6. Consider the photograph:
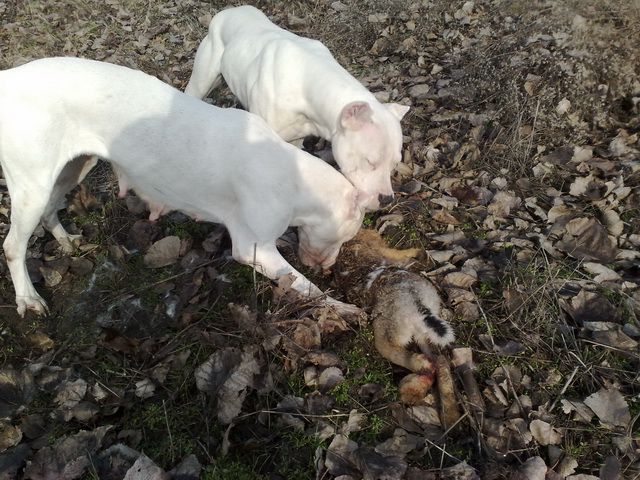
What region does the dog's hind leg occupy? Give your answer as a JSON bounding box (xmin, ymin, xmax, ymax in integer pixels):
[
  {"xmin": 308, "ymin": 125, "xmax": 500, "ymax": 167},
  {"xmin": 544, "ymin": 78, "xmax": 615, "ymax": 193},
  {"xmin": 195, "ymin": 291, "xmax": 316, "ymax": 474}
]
[
  {"xmin": 41, "ymin": 155, "xmax": 98, "ymax": 254},
  {"xmin": 185, "ymin": 29, "xmax": 224, "ymax": 98},
  {"xmin": 3, "ymin": 185, "xmax": 54, "ymax": 317}
]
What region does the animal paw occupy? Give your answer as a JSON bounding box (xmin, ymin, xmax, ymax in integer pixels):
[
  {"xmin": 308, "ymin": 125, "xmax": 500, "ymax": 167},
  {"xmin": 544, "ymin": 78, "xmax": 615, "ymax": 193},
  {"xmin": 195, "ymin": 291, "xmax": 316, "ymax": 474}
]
[
  {"xmin": 399, "ymin": 372, "xmax": 435, "ymax": 405},
  {"xmin": 16, "ymin": 294, "xmax": 49, "ymax": 317}
]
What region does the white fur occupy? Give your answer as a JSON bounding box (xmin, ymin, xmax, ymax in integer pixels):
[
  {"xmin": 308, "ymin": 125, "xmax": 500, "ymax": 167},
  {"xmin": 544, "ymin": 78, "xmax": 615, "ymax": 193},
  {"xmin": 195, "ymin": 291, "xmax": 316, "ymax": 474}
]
[
  {"xmin": 392, "ymin": 278, "xmax": 455, "ymax": 347},
  {"xmin": 0, "ymin": 57, "xmax": 364, "ymax": 317},
  {"xmin": 185, "ymin": 5, "xmax": 410, "ymax": 211},
  {"xmin": 372, "ymin": 272, "xmax": 455, "ymax": 347}
]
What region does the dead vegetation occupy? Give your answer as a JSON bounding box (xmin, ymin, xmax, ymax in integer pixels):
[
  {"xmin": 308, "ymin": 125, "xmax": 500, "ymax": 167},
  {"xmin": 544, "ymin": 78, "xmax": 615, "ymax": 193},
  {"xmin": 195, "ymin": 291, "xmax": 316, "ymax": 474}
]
[{"xmin": 0, "ymin": 0, "xmax": 639, "ymax": 479}]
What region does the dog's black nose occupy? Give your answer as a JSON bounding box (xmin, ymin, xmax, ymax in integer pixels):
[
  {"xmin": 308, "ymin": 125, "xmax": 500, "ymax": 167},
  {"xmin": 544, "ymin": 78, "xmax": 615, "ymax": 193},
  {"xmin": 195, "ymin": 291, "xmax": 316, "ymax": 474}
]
[{"xmin": 378, "ymin": 194, "xmax": 394, "ymax": 207}]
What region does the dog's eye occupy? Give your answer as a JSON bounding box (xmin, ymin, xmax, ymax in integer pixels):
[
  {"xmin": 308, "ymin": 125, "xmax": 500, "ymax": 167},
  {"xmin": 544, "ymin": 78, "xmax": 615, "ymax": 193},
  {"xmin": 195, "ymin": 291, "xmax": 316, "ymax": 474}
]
[{"xmin": 366, "ymin": 158, "xmax": 377, "ymax": 169}]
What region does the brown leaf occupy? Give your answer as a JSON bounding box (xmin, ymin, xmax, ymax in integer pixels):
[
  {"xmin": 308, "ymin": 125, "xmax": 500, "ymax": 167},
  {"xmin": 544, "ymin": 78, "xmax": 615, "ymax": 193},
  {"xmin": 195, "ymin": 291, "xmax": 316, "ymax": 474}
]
[
  {"xmin": 318, "ymin": 367, "xmax": 345, "ymax": 392},
  {"xmin": 26, "ymin": 331, "xmax": 54, "ymax": 351},
  {"xmin": 123, "ymin": 455, "xmax": 169, "ymax": 480},
  {"xmin": 515, "ymin": 457, "xmax": 547, "ymax": 480},
  {"xmin": 443, "ymin": 271, "xmax": 477, "ymax": 289},
  {"xmin": 584, "ymin": 387, "xmax": 631, "ymax": 428},
  {"xmin": 356, "ymin": 446, "xmax": 407, "ymax": 480},
  {"xmin": 454, "ymin": 301, "xmax": 479, "ymax": 322},
  {"xmin": 38, "ymin": 266, "xmax": 63, "ymax": 287},
  {"xmin": 542, "ymin": 146, "xmax": 574, "ymax": 166},
  {"xmin": 555, "ymin": 217, "xmax": 617, "ymax": 262},
  {"xmin": 292, "ymin": 320, "xmax": 322, "ymax": 351},
  {"xmin": 228, "ymin": 303, "xmax": 257, "ymax": 331},
  {"xmin": 0, "ymin": 423, "xmax": 22, "ymax": 453},
  {"xmin": 23, "ymin": 426, "xmax": 112, "ymax": 480},
  {"xmin": 144, "ymin": 236, "xmax": 181, "ymax": 268},
  {"xmin": 448, "ymin": 185, "xmax": 493, "ymax": 206},
  {"xmin": 325, "ymin": 434, "xmax": 359, "ymax": 477},
  {"xmin": 195, "ymin": 346, "xmax": 264, "ymax": 424},
  {"xmin": 529, "ymin": 419, "xmax": 563, "ymax": 446},
  {"xmin": 315, "ymin": 306, "xmax": 349, "ymax": 333},
  {"xmin": 432, "ymin": 209, "xmax": 461, "ymax": 225},
  {"xmin": 54, "ymin": 379, "xmax": 87, "ymax": 409},
  {"xmin": 375, "ymin": 428, "xmax": 421, "ymax": 456},
  {"xmin": 487, "ymin": 191, "xmax": 521, "ymax": 218},
  {"xmin": 561, "ymin": 289, "xmax": 617, "ymax": 325}
]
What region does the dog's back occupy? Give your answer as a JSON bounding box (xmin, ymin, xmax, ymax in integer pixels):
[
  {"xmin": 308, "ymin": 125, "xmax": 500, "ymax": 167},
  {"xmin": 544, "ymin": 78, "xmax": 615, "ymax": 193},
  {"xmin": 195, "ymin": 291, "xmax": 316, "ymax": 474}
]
[{"xmin": 0, "ymin": 57, "xmax": 361, "ymax": 229}]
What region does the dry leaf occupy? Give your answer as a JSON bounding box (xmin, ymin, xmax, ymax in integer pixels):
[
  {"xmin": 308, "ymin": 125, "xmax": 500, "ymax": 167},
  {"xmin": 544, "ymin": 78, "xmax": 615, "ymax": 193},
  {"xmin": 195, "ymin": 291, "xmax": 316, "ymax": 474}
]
[
  {"xmin": 26, "ymin": 332, "xmax": 54, "ymax": 351},
  {"xmin": 584, "ymin": 387, "xmax": 631, "ymax": 428},
  {"xmin": 432, "ymin": 209, "xmax": 461, "ymax": 225},
  {"xmin": 530, "ymin": 419, "xmax": 562, "ymax": 445},
  {"xmin": 517, "ymin": 456, "xmax": 547, "ymax": 480},
  {"xmin": 407, "ymin": 405, "xmax": 441, "ymax": 427},
  {"xmin": 54, "ymin": 379, "xmax": 87, "ymax": 409},
  {"xmin": 123, "ymin": 455, "xmax": 169, "ymax": 480},
  {"xmin": 195, "ymin": 346, "xmax": 264, "ymax": 424},
  {"xmin": 556, "ymin": 456, "xmax": 578, "ymax": 477},
  {"xmin": 487, "ymin": 191, "xmax": 521, "ymax": 218},
  {"xmin": 23, "ymin": 426, "xmax": 112, "ymax": 480},
  {"xmin": 325, "ymin": 434, "xmax": 359, "ymax": 477},
  {"xmin": 134, "ymin": 378, "xmax": 155, "ymax": 399},
  {"xmin": 340, "ymin": 410, "xmax": 366, "ymax": 435},
  {"xmin": 356, "ymin": 446, "xmax": 407, "ymax": 480},
  {"xmin": 443, "ymin": 271, "xmax": 477, "ymax": 289},
  {"xmin": 556, "ymin": 98, "xmax": 571, "ymax": 114},
  {"xmin": 555, "ymin": 217, "xmax": 617, "ymax": 263},
  {"xmin": 561, "ymin": 399, "xmax": 594, "ymax": 423},
  {"xmin": 0, "ymin": 423, "xmax": 22, "ymax": 452},
  {"xmin": 375, "ymin": 428, "xmax": 421, "ymax": 456},
  {"xmin": 318, "ymin": 367, "xmax": 345, "ymax": 392},
  {"xmin": 582, "ymin": 262, "xmax": 620, "ymax": 282},
  {"xmin": 143, "ymin": 236, "xmax": 181, "ymax": 268}
]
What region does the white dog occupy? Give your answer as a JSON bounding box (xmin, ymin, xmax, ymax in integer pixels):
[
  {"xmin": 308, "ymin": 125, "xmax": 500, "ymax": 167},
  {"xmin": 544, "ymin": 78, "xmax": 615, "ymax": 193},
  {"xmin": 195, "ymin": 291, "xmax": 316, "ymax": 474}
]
[
  {"xmin": 185, "ymin": 5, "xmax": 410, "ymax": 211},
  {"xmin": 0, "ymin": 57, "xmax": 365, "ymax": 317}
]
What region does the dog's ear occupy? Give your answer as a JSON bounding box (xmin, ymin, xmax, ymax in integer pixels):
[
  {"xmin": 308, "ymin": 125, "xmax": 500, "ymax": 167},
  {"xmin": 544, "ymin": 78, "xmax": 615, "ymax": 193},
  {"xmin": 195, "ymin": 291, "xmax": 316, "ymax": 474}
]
[
  {"xmin": 340, "ymin": 101, "xmax": 373, "ymax": 130},
  {"xmin": 385, "ymin": 103, "xmax": 410, "ymax": 121}
]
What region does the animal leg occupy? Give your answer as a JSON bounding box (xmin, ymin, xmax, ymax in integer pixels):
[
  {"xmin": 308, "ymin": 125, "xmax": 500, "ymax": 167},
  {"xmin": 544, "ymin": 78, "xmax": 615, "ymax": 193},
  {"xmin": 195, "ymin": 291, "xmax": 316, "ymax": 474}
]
[
  {"xmin": 185, "ymin": 30, "xmax": 224, "ymax": 98},
  {"xmin": 41, "ymin": 155, "xmax": 97, "ymax": 253},
  {"xmin": 231, "ymin": 239, "xmax": 321, "ymax": 297},
  {"xmin": 230, "ymin": 228, "xmax": 363, "ymax": 317},
  {"xmin": 373, "ymin": 316, "xmax": 437, "ymax": 374},
  {"xmin": 3, "ymin": 188, "xmax": 53, "ymax": 316}
]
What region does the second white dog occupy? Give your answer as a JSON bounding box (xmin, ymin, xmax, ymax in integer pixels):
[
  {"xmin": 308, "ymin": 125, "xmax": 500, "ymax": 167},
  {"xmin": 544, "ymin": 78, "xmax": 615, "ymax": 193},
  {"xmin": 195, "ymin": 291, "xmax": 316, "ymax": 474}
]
[
  {"xmin": 185, "ymin": 5, "xmax": 410, "ymax": 211},
  {"xmin": 0, "ymin": 57, "xmax": 364, "ymax": 317}
]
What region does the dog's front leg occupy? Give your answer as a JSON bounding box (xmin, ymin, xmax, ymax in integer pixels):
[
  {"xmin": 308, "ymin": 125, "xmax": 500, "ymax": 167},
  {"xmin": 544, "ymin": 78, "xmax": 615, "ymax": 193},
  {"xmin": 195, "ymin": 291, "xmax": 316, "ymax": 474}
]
[
  {"xmin": 232, "ymin": 241, "xmax": 364, "ymax": 319},
  {"xmin": 232, "ymin": 241, "xmax": 321, "ymax": 297}
]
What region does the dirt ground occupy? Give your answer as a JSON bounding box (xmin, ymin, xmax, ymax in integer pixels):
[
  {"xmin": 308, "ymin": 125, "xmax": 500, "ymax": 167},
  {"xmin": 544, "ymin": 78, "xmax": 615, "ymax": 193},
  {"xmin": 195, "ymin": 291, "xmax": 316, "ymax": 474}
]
[{"xmin": 0, "ymin": 0, "xmax": 639, "ymax": 479}]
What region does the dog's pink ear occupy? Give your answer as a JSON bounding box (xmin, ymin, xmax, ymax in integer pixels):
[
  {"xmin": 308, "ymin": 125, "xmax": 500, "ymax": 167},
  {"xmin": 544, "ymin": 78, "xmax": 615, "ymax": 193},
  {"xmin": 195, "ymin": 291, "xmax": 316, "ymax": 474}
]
[
  {"xmin": 385, "ymin": 103, "xmax": 410, "ymax": 121},
  {"xmin": 340, "ymin": 101, "xmax": 373, "ymax": 130}
]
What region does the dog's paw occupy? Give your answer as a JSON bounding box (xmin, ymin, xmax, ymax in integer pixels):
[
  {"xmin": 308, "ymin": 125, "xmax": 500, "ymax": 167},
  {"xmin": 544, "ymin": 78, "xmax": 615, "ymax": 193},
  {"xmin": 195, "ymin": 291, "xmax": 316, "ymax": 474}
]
[{"xmin": 16, "ymin": 295, "xmax": 49, "ymax": 317}]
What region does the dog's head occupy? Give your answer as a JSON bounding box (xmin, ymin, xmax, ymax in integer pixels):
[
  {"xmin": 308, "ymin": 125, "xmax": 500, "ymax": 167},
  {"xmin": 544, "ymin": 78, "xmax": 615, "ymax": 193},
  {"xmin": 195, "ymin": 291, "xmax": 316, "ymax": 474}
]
[
  {"xmin": 297, "ymin": 189, "xmax": 365, "ymax": 271},
  {"xmin": 332, "ymin": 101, "xmax": 409, "ymax": 211}
]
